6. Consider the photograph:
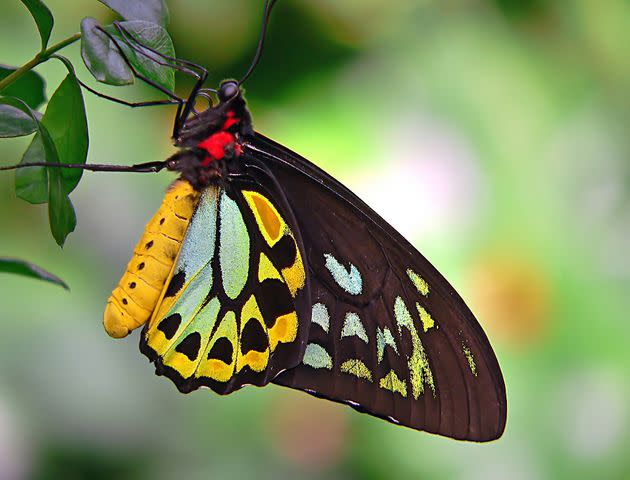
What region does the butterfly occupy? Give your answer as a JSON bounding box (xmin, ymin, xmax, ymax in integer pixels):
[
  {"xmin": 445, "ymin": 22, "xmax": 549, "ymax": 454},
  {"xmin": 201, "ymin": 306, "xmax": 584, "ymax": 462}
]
[{"xmin": 19, "ymin": 1, "xmax": 506, "ymax": 442}]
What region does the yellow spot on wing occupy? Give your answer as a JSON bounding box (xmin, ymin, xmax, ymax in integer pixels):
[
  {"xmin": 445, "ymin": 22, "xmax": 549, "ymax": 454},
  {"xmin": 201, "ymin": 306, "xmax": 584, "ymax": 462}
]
[
  {"xmin": 243, "ymin": 190, "xmax": 285, "ymax": 247},
  {"xmin": 415, "ymin": 302, "xmax": 435, "ymax": 332},
  {"xmin": 258, "ymin": 252, "xmax": 282, "ymax": 282},
  {"xmin": 463, "ymin": 344, "xmax": 478, "ymax": 376},
  {"xmin": 243, "ymin": 190, "xmax": 305, "ymax": 297},
  {"xmin": 238, "ymin": 350, "xmax": 268, "ymax": 373},
  {"xmin": 236, "ymin": 295, "xmax": 270, "ymax": 373},
  {"xmin": 197, "ymin": 311, "xmax": 237, "ymax": 382},
  {"xmin": 407, "ymin": 268, "xmax": 429, "ymax": 296},
  {"xmin": 394, "ymin": 296, "xmax": 435, "ymax": 398},
  {"xmin": 340, "ymin": 359, "xmax": 372, "ymax": 381},
  {"xmin": 282, "ymin": 246, "xmax": 305, "ymax": 297},
  {"xmin": 379, "ymin": 370, "xmax": 408, "ymax": 397},
  {"xmin": 163, "ymin": 349, "xmax": 196, "ymax": 377},
  {"xmin": 268, "ymin": 311, "xmax": 298, "ymax": 351}
]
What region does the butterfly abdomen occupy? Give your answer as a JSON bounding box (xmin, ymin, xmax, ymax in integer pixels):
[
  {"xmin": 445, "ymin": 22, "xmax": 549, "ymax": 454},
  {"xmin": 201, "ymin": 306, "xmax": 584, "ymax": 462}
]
[{"xmin": 104, "ymin": 180, "xmax": 200, "ymax": 338}]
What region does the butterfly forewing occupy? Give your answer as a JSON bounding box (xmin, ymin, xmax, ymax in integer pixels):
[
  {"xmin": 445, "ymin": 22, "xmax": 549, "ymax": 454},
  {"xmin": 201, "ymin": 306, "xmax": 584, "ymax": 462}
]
[
  {"xmin": 140, "ymin": 172, "xmax": 311, "ymax": 394},
  {"xmin": 243, "ymin": 134, "xmax": 507, "ymax": 441}
]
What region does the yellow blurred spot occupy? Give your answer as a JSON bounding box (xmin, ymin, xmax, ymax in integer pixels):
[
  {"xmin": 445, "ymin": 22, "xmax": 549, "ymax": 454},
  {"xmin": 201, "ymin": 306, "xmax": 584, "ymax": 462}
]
[{"xmin": 467, "ymin": 251, "xmax": 551, "ymax": 347}]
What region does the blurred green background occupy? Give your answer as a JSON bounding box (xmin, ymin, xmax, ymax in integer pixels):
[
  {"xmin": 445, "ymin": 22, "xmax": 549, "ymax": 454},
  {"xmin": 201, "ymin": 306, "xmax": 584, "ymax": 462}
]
[{"xmin": 1, "ymin": 0, "xmax": 629, "ymax": 478}]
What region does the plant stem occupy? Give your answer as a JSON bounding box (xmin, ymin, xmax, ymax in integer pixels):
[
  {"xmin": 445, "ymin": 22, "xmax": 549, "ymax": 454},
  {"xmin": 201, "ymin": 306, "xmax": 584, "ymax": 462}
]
[{"xmin": 0, "ymin": 33, "xmax": 81, "ymax": 92}]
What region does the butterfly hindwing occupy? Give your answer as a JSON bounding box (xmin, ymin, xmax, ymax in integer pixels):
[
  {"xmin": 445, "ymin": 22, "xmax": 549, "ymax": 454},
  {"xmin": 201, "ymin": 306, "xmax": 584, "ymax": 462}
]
[
  {"xmin": 140, "ymin": 173, "xmax": 311, "ymax": 394},
  {"xmin": 243, "ymin": 134, "xmax": 507, "ymax": 441}
]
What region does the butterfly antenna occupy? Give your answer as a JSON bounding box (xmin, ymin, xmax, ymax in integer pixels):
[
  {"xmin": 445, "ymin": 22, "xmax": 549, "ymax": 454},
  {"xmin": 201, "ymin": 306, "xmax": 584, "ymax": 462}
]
[{"xmin": 238, "ymin": 0, "xmax": 279, "ymax": 85}]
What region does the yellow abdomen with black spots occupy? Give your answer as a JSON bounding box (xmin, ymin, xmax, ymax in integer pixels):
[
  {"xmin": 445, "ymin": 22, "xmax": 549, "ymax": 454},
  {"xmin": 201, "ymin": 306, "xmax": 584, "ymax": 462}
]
[{"xmin": 104, "ymin": 181, "xmax": 199, "ymax": 338}]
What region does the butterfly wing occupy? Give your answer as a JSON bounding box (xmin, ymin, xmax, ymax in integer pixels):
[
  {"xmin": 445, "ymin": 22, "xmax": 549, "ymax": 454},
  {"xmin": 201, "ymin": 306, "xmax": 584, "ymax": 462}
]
[
  {"xmin": 140, "ymin": 172, "xmax": 311, "ymax": 394},
  {"xmin": 243, "ymin": 133, "xmax": 507, "ymax": 441}
]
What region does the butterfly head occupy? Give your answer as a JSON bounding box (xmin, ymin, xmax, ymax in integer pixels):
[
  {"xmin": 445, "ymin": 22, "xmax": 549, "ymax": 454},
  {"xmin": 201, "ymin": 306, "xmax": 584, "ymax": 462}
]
[
  {"xmin": 218, "ymin": 80, "xmax": 239, "ymax": 102},
  {"xmin": 174, "ymin": 80, "xmax": 253, "ymax": 148},
  {"xmin": 165, "ymin": 81, "xmax": 253, "ymax": 189}
]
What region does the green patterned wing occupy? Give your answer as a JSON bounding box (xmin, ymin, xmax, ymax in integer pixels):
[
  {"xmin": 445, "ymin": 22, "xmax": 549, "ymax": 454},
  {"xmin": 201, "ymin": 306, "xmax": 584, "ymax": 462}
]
[{"xmin": 140, "ymin": 179, "xmax": 311, "ymax": 394}]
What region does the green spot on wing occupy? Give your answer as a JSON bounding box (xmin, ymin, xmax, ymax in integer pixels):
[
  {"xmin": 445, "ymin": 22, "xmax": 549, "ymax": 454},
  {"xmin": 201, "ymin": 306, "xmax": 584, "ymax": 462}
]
[
  {"xmin": 219, "ymin": 191, "xmax": 249, "ymax": 300},
  {"xmin": 311, "ymin": 303, "xmax": 330, "ymax": 332},
  {"xmin": 376, "ymin": 326, "xmax": 398, "ymax": 363},
  {"xmin": 341, "ymin": 312, "xmax": 368, "ymax": 343},
  {"xmin": 162, "ymin": 262, "xmax": 215, "ymax": 347},
  {"xmin": 324, "ymin": 253, "xmax": 362, "ymax": 295},
  {"xmin": 407, "ymin": 268, "xmax": 429, "ymax": 296},
  {"xmin": 302, "ymin": 344, "xmax": 332, "ymax": 370},
  {"xmin": 178, "ymin": 186, "xmax": 218, "ymax": 281}
]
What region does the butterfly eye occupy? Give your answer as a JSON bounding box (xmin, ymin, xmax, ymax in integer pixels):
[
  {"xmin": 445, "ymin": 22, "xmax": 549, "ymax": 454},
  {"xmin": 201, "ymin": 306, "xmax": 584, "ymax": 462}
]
[{"xmin": 219, "ymin": 81, "xmax": 239, "ymax": 102}]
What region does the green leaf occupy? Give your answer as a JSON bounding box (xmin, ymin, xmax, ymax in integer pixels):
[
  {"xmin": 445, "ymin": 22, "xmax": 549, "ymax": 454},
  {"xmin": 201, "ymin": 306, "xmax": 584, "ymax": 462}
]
[
  {"xmin": 81, "ymin": 17, "xmax": 134, "ymax": 86},
  {"xmin": 40, "ymin": 66, "xmax": 88, "ymax": 195},
  {"xmin": 0, "ymin": 96, "xmax": 75, "ymax": 246},
  {"xmin": 98, "ymin": 0, "xmax": 169, "ymax": 27},
  {"xmin": 20, "ymin": 0, "xmax": 54, "ymax": 51},
  {"xmin": 48, "ymin": 167, "xmax": 77, "ymax": 246},
  {"xmin": 0, "ymin": 64, "xmax": 46, "ymax": 109},
  {"xmin": 104, "ymin": 21, "xmax": 176, "ymax": 92},
  {"xmin": 15, "ymin": 133, "xmax": 49, "ymax": 204},
  {"xmin": 0, "ymin": 103, "xmax": 38, "ymax": 137},
  {"xmin": 0, "ymin": 257, "xmax": 68, "ymax": 289}
]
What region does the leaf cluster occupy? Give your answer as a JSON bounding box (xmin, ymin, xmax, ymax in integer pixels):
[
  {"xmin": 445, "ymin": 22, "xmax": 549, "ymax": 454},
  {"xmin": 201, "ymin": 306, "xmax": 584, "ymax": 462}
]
[{"xmin": 0, "ymin": 0, "xmax": 175, "ymax": 286}]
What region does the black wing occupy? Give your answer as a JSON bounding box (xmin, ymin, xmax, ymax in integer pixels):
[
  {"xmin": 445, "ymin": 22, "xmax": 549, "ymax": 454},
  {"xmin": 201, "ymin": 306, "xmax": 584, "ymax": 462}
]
[{"xmin": 241, "ymin": 133, "xmax": 507, "ymax": 442}]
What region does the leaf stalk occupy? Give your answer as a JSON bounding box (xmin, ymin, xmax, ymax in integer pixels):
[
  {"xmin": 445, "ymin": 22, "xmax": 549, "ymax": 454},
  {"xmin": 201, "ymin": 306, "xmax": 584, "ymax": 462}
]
[{"xmin": 0, "ymin": 33, "xmax": 81, "ymax": 92}]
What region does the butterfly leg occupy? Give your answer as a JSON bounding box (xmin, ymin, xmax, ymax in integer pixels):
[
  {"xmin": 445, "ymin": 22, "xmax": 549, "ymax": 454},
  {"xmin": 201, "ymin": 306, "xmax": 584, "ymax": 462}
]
[{"xmin": 111, "ymin": 22, "xmax": 209, "ymax": 140}]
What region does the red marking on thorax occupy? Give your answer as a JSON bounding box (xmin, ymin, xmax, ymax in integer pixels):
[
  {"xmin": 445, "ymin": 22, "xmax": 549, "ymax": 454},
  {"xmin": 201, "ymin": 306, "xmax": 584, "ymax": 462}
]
[
  {"xmin": 198, "ymin": 132, "xmax": 234, "ymax": 164},
  {"xmin": 197, "ymin": 110, "xmax": 242, "ymax": 165},
  {"xmin": 222, "ymin": 111, "xmax": 240, "ymax": 130}
]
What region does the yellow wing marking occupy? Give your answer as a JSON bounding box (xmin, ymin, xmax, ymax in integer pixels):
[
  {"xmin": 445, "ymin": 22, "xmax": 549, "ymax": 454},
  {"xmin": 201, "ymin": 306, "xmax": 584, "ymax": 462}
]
[
  {"xmin": 407, "ymin": 268, "xmax": 429, "ymax": 296},
  {"xmin": 416, "ymin": 303, "xmax": 435, "ymax": 332},
  {"xmin": 282, "ymin": 247, "xmax": 305, "ymax": 297},
  {"xmin": 242, "ymin": 190, "xmax": 285, "ymax": 247},
  {"xmin": 258, "ymin": 252, "xmax": 283, "ymax": 282},
  {"xmin": 236, "ymin": 295, "xmax": 270, "ymax": 373},
  {"xmin": 104, "ymin": 180, "xmax": 199, "ymax": 338},
  {"xmin": 196, "ymin": 310, "xmax": 238, "ymax": 382},
  {"xmin": 379, "ymin": 370, "xmax": 408, "ymax": 397},
  {"xmin": 268, "ymin": 311, "xmax": 298, "ymax": 351},
  {"xmin": 340, "ymin": 359, "xmax": 373, "ymax": 381},
  {"xmin": 243, "ymin": 190, "xmax": 305, "ymax": 298}
]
